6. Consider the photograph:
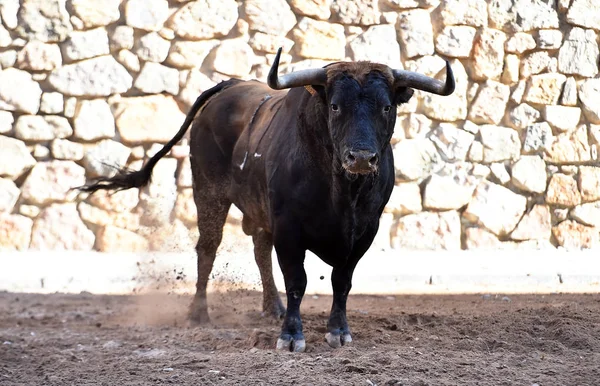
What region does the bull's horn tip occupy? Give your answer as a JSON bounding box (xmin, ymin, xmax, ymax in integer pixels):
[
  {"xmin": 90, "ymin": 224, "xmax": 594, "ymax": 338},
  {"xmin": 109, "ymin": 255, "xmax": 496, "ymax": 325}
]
[
  {"xmin": 443, "ymin": 60, "xmax": 455, "ymax": 95},
  {"xmin": 274, "ymin": 47, "xmax": 283, "ymax": 63}
]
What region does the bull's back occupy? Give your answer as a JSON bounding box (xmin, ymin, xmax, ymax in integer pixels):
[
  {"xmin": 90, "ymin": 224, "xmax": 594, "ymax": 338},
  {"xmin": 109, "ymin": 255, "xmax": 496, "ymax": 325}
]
[{"xmin": 190, "ymin": 80, "xmax": 285, "ymax": 159}]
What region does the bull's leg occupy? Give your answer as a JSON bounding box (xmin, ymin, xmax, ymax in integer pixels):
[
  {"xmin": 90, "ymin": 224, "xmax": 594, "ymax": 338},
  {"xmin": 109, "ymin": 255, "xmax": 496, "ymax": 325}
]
[
  {"xmin": 252, "ymin": 230, "xmax": 286, "ymax": 319},
  {"xmin": 276, "ymin": 259, "xmax": 307, "ymax": 352},
  {"xmin": 188, "ymin": 186, "xmax": 231, "ymax": 324},
  {"xmin": 325, "ymin": 225, "xmax": 378, "ymax": 348},
  {"xmin": 274, "ymin": 230, "xmax": 307, "ymax": 352},
  {"xmin": 325, "ymin": 264, "xmax": 357, "ymax": 348}
]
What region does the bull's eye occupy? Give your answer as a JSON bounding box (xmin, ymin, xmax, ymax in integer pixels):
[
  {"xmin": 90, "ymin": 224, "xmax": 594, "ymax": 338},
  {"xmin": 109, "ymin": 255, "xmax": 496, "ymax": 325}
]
[
  {"xmin": 330, "ymin": 104, "xmax": 339, "ymax": 112},
  {"xmin": 383, "ymin": 105, "xmax": 392, "ymax": 113}
]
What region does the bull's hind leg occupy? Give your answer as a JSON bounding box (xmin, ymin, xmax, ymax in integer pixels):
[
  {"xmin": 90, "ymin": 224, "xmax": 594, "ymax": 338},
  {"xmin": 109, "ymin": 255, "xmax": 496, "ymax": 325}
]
[
  {"xmin": 188, "ymin": 180, "xmax": 231, "ymax": 324},
  {"xmin": 252, "ymin": 229, "xmax": 285, "ymax": 319}
]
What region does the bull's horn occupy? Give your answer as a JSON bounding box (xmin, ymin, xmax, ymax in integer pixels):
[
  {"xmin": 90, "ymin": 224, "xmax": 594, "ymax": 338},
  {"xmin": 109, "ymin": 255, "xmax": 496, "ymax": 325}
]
[
  {"xmin": 267, "ymin": 47, "xmax": 327, "ymax": 90},
  {"xmin": 392, "ymin": 61, "xmax": 455, "ymax": 96}
]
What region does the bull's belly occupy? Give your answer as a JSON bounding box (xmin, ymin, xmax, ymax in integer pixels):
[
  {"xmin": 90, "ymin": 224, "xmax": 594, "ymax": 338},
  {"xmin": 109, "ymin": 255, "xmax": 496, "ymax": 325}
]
[
  {"xmin": 308, "ymin": 243, "xmax": 353, "ymax": 267},
  {"xmin": 304, "ymin": 221, "xmax": 378, "ymax": 268},
  {"xmin": 227, "ymin": 181, "xmax": 272, "ymax": 234}
]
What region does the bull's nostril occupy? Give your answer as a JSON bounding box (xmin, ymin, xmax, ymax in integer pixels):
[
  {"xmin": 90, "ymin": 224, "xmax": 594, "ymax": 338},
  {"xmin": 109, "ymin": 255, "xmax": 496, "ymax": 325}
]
[
  {"xmin": 369, "ymin": 155, "xmax": 378, "ymax": 166},
  {"xmin": 346, "ymin": 151, "xmax": 378, "ymax": 170}
]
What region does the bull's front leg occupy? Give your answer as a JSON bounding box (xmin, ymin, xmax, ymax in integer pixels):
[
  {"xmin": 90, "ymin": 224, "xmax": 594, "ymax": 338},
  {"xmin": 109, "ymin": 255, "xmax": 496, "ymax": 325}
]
[
  {"xmin": 325, "ymin": 265, "xmax": 355, "ymax": 348},
  {"xmin": 273, "ymin": 228, "xmax": 307, "ymax": 352},
  {"xmin": 325, "ymin": 227, "xmax": 377, "ymax": 348}
]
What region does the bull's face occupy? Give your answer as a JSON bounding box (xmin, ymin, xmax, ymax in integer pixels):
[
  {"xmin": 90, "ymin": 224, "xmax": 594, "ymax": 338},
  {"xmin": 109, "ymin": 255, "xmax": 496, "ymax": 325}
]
[
  {"xmin": 324, "ymin": 69, "xmax": 414, "ymax": 176},
  {"xmin": 267, "ymin": 47, "xmax": 455, "ymax": 178}
]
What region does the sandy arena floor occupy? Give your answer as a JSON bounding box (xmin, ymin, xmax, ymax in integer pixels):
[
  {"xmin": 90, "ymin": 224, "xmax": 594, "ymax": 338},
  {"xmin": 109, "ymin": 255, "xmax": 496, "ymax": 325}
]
[{"xmin": 1, "ymin": 290, "xmax": 599, "ymax": 385}]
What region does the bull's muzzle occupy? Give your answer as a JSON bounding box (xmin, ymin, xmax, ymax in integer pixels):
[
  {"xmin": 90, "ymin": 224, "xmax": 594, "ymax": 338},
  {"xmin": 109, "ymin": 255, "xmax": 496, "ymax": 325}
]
[{"xmin": 343, "ymin": 150, "xmax": 378, "ymax": 175}]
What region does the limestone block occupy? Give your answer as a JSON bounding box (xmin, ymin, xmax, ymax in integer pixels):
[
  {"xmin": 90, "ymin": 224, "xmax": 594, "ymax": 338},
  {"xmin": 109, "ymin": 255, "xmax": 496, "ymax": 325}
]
[
  {"xmin": 397, "ymin": 10, "xmax": 434, "ymax": 58},
  {"xmin": 511, "ymin": 205, "xmax": 551, "ymax": 241},
  {"xmin": 168, "ymin": 0, "xmax": 238, "ymax": 40},
  {"xmin": 0, "ymin": 136, "xmax": 36, "ymax": 180},
  {"xmin": 546, "ymin": 173, "xmax": 581, "ymax": 207},
  {"xmin": 464, "ymin": 180, "xmax": 527, "ymax": 236},
  {"xmin": 0, "ymin": 214, "xmax": 33, "ymax": 251},
  {"xmin": 479, "ymin": 125, "xmax": 521, "ymax": 163},
  {"xmin": 20, "ymin": 161, "xmax": 86, "ymax": 205},
  {"xmin": 30, "ymin": 203, "xmax": 95, "ymax": 250},
  {"xmin": 394, "ymin": 211, "xmax": 461, "ymax": 250},
  {"xmin": 511, "ymin": 155, "xmax": 547, "ymax": 193},
  {"xmin": 0, "ymin": 68, "xmax": 42, "ymax": 114},
  {"xmin": 48, "ymin": 56, "xmax": 132, "ymax": 97}
]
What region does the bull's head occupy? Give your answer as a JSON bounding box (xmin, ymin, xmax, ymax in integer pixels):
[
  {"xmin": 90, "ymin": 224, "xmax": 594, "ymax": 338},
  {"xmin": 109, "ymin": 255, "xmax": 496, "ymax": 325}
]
[{"xmin": 267, "ymin": 48, "xmax": 455, "ymax": 176}]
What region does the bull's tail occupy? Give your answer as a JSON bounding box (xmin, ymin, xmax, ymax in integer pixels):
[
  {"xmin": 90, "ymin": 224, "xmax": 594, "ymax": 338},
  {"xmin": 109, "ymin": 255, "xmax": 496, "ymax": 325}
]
[{"xmin": 79, "ymin": 80, "xmax": 234, "ymax": 194}]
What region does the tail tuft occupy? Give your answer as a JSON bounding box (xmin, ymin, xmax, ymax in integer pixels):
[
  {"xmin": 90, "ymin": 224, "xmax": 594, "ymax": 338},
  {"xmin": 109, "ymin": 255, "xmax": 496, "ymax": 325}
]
[{"xmin": 77, "ymin": 165, "xmax": 151, "ymax": 193}]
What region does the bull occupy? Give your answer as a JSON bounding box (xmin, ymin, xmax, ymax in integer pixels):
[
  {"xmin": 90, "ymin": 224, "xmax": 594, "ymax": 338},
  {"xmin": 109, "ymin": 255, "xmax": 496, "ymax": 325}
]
[{"xmin": 81, "ymin": 48, "xmax": 455, "ymax": 352}]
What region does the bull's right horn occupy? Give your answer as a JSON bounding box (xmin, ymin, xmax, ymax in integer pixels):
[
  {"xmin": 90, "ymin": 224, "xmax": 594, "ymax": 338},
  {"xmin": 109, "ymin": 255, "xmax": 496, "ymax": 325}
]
[{"xmin": 267, "ymin": 47, "xmax": 327, "ymax": 90}]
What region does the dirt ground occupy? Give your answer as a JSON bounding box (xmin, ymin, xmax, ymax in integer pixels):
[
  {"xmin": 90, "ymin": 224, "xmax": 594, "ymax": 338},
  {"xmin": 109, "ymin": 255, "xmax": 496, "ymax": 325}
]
[{"xmin": 1, "ymin": 290, "xmax": 599, "ymax": 386}]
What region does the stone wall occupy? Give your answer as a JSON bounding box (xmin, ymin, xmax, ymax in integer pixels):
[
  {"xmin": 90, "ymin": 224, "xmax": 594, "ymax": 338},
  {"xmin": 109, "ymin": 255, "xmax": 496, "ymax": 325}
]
[{"xmin": 1, "ymin": 0, "xmax": 599, "ymax": 252}]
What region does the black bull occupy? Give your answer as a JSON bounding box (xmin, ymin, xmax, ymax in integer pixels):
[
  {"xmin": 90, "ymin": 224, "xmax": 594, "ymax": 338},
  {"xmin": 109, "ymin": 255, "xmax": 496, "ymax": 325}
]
[{"xmin": 81, "ymin": 48, "xmax": 455, "ymax": 352}]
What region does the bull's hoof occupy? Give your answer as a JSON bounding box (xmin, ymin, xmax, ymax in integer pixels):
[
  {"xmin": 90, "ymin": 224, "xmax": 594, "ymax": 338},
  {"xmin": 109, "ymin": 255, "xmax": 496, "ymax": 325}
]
[
  {"xmin": 187, "ymin": 308, "xmax": 210, "ymax": 325},
  {"xmin": 276, "ymin": 334, "xmax": 306, "ymax": 352},
  {"xmin": 325, "ymin": 332, "xmax": 352, "ymax": 348},
  {"xmin": 263, "ymin": 302, "xmax": 286, "ymax": 320}
]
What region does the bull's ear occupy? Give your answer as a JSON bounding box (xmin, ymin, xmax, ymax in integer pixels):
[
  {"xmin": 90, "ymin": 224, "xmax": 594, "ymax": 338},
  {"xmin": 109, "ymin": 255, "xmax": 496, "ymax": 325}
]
[
  {"xmin": 395, "ymin": 87, "xmax": 414, "ymax": 105},
  {"xmin": 312, "ymin": 85, "xmax": 327, "ymax": 101}
]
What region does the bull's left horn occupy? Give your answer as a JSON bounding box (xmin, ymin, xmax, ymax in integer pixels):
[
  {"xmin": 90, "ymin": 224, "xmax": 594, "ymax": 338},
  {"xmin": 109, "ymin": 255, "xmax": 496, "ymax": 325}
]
[
  {"xmin": 392, "ymin": 61, "xmax": 455, "ymax": 96},
  {"xmin": 267, "ymin": 47, "xmax": 327, "ymax": 90}
]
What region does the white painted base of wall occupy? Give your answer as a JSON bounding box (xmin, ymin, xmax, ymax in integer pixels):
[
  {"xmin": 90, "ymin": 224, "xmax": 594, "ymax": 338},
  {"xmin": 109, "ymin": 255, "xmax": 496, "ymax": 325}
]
[{"xmin": 2, "ymin": 249, "xmax": 600, "ymax": 295}]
